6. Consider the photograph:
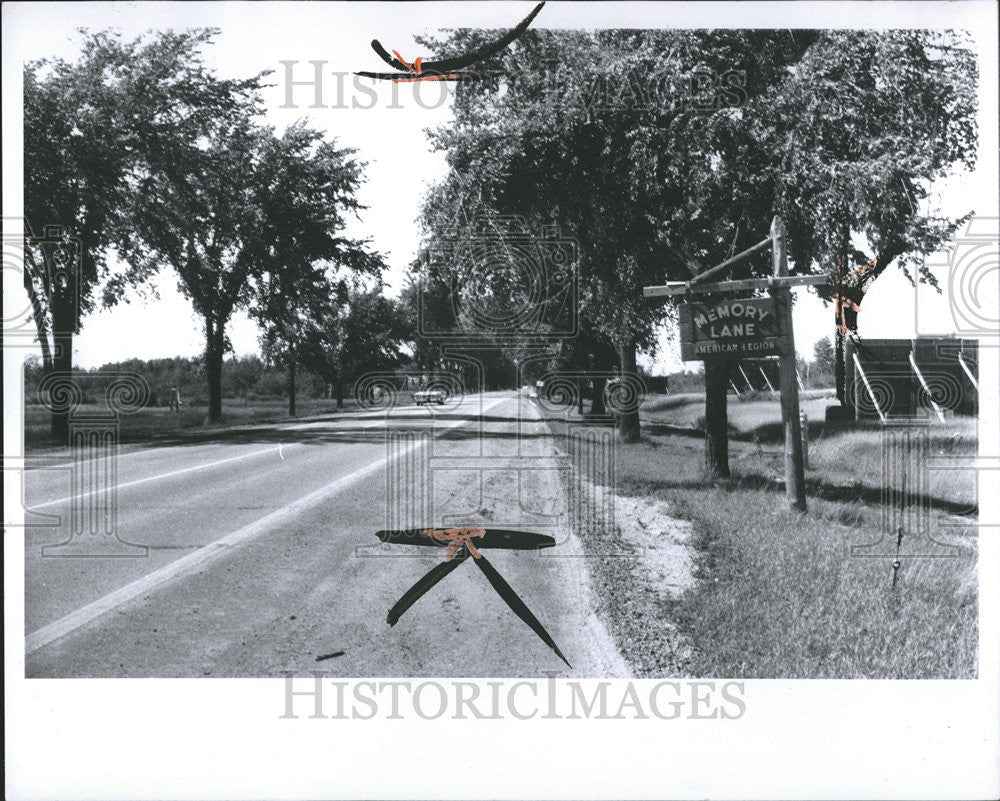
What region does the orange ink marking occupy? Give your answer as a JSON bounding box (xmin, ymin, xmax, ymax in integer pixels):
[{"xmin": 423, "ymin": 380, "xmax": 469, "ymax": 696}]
[
  {"xmin": 388, "ymin": 48, "xmax": 486, "ymax": 83},
  {"xmin": 392, "ymin": 73, "xmax": 481, "ymax": 83},
  {"xmin": 834, "ymin": 234, "xmax": 878, "ymax": 333},
  {"xmin": 420, "ymin": 527, "xmax": 486, "ymax": 559},
  {"xmin": 392, "ymin": 49, "xmax": 420, "ymax": 75}
]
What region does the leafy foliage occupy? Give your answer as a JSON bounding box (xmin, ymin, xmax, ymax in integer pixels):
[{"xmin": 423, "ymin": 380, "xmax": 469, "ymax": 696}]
[
  {"xmin": 302, "ymin": 287, "xmax": 413, "ymax": 394},
  {"xmin": 251, "ymin": 123, "xmax": 384, "ymax": 379},
  {"xmin": 23, "ymin": 28, "xmax": 268, "ymax": 436},
  {"xmin": 120, "ymin": 85, "xmax": 382, "ymax": 419},
  {"xmin": 415, "ymin": 27, "xmax": 977, "ymax": 438},
  {"xmin": 23, "ymin": 29, "xmax": 231, "ymax": 329},
  {"xmin": 812, "ymin": 336, "xmax": 835, "ymax": 373},
  {"xmin": 22, "ymin": 353, "xmax": 316, "ymax": 407}
]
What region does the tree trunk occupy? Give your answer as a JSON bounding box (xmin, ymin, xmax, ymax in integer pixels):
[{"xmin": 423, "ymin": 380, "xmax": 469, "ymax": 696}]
[
  {"xmin": 704, "ymin": 359, "xmax": 730, "ymax": 478},
  {"xmin": 834, "ymin": 326, "xmax": 846, "ymax": 406},
  {"xmin": 835, "ymin": 282, "xmax": 864, "ymax": 407},
  {"xmin": 586, "ymin": 376, "xmax": 607, "ymax": 418},
  {"xmin": 336, "ymin": 377, "xmax": 344, "ymax": 410},
  {"xmin": 24, "ymin": 264, "xmax": 53, "ymax": 374},
  {"xmin": 583, "ymin": 338, "xmax": 617, "ymax": 420},
  {"xmin": 205, "ymin": 316, "xmax": 225, "ymax": 423},
  {"xmin": 49, "ymin": 297, "xmax": 75, "ymax": 444},
  {"xmin": 616, "ymin": 339, "xmax": 641, "ymax": 443},
  {"xmin": 288, "ymin": 358, "xmax": 297, "ymax": 417}
]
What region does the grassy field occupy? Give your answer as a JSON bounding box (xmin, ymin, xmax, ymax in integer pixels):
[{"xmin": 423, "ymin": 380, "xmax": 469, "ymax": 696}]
[
  {"xmin": 557, "ymin": 391, "xmax": 979, "ymax": 678},
  {"xmin": 23, "ymin": 397, "xmax": 362, "ymax": 452},
  {"xmin": 642, "ymin": 388, "xmax": 844, "ymax": 437}
]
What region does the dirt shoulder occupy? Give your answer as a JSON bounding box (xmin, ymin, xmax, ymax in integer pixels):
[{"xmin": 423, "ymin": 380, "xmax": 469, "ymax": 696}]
[{"xmin": 540, "ymin": 409, "xmax": 699, "ymax": 677}]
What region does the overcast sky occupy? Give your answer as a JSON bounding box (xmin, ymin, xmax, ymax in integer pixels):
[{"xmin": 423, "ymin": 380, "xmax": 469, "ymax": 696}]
[{"xmin": 4, "ymin": 1, "xmax": 997, "ymax": 372}]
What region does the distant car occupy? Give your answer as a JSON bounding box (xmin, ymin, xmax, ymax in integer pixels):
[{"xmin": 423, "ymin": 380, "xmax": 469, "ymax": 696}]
[{"xmin": 413, "ymin": 388, "xmax": 446, "ymax": 406}]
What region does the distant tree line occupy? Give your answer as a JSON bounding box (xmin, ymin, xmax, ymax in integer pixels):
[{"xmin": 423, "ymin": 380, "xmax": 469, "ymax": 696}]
[{"xmin": 22, "ymin": 354, "xmax": 333, "ymax": 408}]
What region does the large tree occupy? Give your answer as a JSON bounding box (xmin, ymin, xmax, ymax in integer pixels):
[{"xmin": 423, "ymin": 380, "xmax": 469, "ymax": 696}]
[
  {"xmin": 418, "ymin": 29, "xmax": 814, "ymax": 445},
  {"xmin": 122, "ymin": 107, "xmax": 268, "ymax": 422},
  {"xmin": 22, "ymin": 28, "xmax": 247, "ymax": 440},
  {"xmin": 752, "ymin": 30, "xmax": 978, "ymax": 403},
  {"xmin": 813, "ymin": 336, "xmax": 835, "ymax": 374},
  {"xmin": 249, "ymin": 122, "xmax": 384, "ymax": 416},
  {"xmin": 303, "ymin": 287, "xmax": 412, "ymax": 409},
  {"xmin": 417, "ymin": 27, "xmax": 976, "ymax": 468},
  {"xmin": 123, "ymin": 107, "xmax": 382, "ymax": 423}
]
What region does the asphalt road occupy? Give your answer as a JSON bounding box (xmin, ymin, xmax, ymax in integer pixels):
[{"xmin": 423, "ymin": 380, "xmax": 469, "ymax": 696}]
[{"xmin": 23, "ymin": 391, "xmax": 628, "ymax": 678}]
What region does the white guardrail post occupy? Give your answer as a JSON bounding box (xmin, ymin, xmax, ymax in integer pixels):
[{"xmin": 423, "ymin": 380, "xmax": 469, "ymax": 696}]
[
  {"xmin": 852, "ymin": 351, "xmax": 887, "ymax": 424},
  {"xmin": 909, "ymin": 350, "xmax": 946, "ymax": 423}
]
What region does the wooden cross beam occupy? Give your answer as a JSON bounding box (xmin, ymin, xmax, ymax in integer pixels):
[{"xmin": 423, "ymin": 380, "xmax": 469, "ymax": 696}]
[
  {"xmin": 687, "ymin": 234, "xmax": 772, "ymax": 285},
  {"xmin": 644, "ymin": 274, "xmax": 829, "ymax": 298}
]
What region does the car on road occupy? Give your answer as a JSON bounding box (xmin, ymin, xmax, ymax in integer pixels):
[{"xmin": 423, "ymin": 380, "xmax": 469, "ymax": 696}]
[{"xmin": 413, "ymin": 388, "xmax": 447, "ymax": 406}]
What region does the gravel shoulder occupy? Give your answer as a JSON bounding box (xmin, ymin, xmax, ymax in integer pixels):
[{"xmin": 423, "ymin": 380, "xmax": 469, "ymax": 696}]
[{"xmin": 542, "ymin": 412, "xmax": 699, "ymax": 677}]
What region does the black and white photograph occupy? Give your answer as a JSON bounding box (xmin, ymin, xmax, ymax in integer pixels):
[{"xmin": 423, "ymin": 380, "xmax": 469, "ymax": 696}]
[{"xmin": 4, "ymin": 1, "xmax": 999, "ymax": 798}]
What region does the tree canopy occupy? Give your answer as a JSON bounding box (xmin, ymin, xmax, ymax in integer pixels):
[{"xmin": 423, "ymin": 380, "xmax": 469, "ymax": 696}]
[
  {"xmin": 414, "ymin": 27, "xmax": 977, "ymax": 445},
  {"xmin": 250, "ymin": 123, "xmax": 385, "ymax": 414}
]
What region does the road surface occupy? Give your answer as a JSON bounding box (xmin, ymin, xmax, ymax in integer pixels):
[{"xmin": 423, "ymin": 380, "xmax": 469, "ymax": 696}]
[{"xmin": 22, "ymin": 391, "xmax": 628, "ymax": 678}]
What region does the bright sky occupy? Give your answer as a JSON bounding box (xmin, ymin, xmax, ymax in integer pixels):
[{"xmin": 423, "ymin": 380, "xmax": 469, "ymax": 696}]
[{"xmin": 3, "ymin": 1, "xmax": 997, "ymax": 372}]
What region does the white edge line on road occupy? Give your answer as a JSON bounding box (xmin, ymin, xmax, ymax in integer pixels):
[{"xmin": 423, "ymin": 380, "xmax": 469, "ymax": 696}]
[
  {"xmin": 24, "ymin": 398, "xmax": 495, "ymax": 471},
  {"xmin": 24, "ymin": 404, "xmax": 476, "ymax": 508},
  {"xmin": 25, "ymin": 394, "xmax": 509, "ymax": 654},
  {"xmin": 25, "ymin": 444, "xmax": 301, "ymax": 510}
]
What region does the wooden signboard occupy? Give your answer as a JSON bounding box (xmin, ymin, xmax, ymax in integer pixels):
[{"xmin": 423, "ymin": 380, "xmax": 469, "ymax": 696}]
[{"xmin": 678, "ymin": 297, "xmax": 784, "ymax": 360}]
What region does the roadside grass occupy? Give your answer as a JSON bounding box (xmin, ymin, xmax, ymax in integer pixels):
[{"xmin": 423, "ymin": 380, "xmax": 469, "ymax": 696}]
[
  {"xmin": 554, "ymin": 392, "xmax": 979, "ymax": 678},
  {"xmin": 670, "ymin": 487, "xmax": 976, "ymax": 678},
  {"xmin": 23, "ymin": 397, "xmax": 362, "ymax": 452},
  {"xmin": 641, "ymin": 389, "xmax": 837, "ymax": 435},
  {"xmin": 640, "ymin": 390, "xmax": 978, "ymax": 512},
  {"xmin": 807, "ymin": 422, "xmax": 978, "ymax": 513}
]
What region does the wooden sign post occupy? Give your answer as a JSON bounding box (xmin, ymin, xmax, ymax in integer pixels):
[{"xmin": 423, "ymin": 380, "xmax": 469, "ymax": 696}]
[
  {"xmin": 769, "ymin": 217, "xmax": 807, "ymax": 512},
  {"xmin": 643, "ymin": 216, "xmax": 820, "ymax": 512}
]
